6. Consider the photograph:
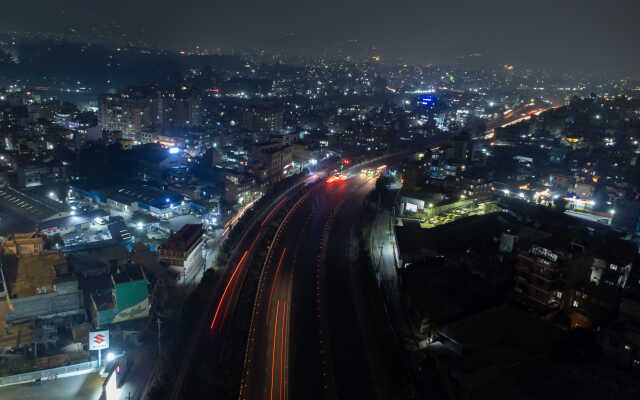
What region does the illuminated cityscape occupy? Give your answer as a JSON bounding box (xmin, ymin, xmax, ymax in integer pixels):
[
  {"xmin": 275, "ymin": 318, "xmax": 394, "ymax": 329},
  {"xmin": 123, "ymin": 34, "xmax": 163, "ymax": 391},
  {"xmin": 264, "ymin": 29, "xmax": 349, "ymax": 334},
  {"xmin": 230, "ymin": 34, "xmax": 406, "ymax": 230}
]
[{"xmin": 0, "ymin": 1, "xmax": 639, "ymax": 399}]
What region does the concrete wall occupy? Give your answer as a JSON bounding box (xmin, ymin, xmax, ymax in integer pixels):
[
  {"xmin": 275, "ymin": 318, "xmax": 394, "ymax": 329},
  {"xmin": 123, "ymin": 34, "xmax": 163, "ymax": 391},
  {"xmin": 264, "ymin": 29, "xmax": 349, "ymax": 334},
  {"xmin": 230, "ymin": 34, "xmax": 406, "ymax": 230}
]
[
  {"xmin": 0, "ymin": 361, "xmax": 97, "ymax": 387},
  {"xmin": 7, "ymin": 285, "xmax": 84, "ymax": 323}
]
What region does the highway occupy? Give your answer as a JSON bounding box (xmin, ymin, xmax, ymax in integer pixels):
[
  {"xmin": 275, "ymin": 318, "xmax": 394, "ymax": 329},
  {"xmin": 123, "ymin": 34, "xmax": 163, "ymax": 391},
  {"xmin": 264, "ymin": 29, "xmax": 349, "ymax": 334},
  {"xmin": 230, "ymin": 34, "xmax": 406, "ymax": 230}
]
[
  {"xmin": 169, "ymin": 154, "xmax": 405, "ymax": 400},
  {"xmin": 169, "ymin": 173, "xmax": 320, "ymax": 400},
  {"xmin": 480, "ymin": 103, "xmax": 562, "ymax": 140},
  {"xmin": 240, "ymin": 166, "xmax": 392, "ymax": 400}
]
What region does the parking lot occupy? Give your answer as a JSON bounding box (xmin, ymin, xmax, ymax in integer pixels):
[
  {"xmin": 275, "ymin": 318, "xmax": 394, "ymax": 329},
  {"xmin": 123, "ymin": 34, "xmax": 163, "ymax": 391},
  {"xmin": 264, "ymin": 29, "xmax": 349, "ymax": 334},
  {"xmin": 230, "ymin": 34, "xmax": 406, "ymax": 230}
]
[
  {"xmin": 0, "ymin": 186, "xmax": 62, "ymax": 221},
  {"xmin": 418, "ymin": 201, "xmax": 501, "ymax": 229},
  {"xmin": 62, "ymin": 222, "xmax": 113, "ymax": 247}
]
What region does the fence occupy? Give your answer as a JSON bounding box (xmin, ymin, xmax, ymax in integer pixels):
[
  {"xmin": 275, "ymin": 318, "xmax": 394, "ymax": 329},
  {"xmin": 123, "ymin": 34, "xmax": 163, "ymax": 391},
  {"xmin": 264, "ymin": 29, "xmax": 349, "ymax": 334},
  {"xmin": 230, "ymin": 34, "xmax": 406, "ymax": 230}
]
[{"xmin": 0, "ymin": 360, "xmax": 98, "ymax": 387}]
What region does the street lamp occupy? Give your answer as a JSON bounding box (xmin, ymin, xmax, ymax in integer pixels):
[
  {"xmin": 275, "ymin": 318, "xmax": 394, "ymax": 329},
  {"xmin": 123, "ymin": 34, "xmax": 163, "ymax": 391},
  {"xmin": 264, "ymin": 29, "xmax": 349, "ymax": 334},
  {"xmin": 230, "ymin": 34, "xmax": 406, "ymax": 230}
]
[{"xmin": 106, "ymin": 352, "xmax": 115, "ymax": 362}]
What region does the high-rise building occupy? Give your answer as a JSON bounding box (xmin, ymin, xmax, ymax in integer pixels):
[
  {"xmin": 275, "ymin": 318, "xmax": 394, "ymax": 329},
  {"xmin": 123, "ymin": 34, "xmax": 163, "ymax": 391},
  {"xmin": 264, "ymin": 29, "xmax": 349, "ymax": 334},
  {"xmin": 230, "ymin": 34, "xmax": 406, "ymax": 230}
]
[
  {"xmin": 99, "ymin": 86, "xmax": 160, "ymax": 141},
  {"xmin": 159, "ymin": 85, "xmax": 202, "ymax": 129},
  {"xmin": 451, "ymin": 131, "xmax": 471, "ymax": 162},
  {"xmin": 252, "ymin": 142, "xmax": 292, "ymax": 181},
  {"xmin": 242, "ymin": 105, "xmax": 283, "ymax": 133},
  {"xmin": 513, "ymin": 244, "xmax": 569, "ymax": 311}
]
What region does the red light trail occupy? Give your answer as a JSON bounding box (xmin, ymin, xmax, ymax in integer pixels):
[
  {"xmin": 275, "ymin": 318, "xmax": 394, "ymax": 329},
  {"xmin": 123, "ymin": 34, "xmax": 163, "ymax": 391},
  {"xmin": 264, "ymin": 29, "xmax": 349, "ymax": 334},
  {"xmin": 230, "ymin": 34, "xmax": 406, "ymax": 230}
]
[
  {"xmin": 262, "ymin": 197, "xmax": 288, "ymax": 227},
  {"xmin": 270, "ymin": 300, "xmax": 280, "ymax": 400},
  {"xmin": 210, "ymin": 251, "xmax": 248, "ymax": 330},
  {"xmin": 267, "ymin": 248, "xmax": 287, "ymax": 321}
]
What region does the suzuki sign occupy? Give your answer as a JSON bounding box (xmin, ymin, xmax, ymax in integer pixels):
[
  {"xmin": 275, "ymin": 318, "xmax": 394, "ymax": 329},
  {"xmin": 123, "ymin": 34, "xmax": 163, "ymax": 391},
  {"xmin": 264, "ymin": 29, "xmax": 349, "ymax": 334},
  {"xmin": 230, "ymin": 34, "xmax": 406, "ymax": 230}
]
[{"xmin": 89, "ymin": 330, "xmax": 109, "ymax": 350}]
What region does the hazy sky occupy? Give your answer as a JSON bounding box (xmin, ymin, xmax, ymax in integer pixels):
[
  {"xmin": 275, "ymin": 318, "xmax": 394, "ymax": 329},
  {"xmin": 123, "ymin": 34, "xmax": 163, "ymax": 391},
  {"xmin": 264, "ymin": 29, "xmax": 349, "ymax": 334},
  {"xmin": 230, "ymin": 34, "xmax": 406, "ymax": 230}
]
[{"xmin": 3, "ymin": 0, "xmax": 639, "ymax": 76}]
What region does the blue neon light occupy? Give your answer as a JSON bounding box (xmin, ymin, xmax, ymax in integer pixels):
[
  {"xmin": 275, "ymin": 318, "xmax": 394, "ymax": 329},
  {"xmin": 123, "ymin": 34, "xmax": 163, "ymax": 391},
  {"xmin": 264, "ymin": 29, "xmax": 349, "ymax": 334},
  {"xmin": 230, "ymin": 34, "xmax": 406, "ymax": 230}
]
[{"xmin": 420, "ymin": 95, "xmax": 435, "ymax": 105}]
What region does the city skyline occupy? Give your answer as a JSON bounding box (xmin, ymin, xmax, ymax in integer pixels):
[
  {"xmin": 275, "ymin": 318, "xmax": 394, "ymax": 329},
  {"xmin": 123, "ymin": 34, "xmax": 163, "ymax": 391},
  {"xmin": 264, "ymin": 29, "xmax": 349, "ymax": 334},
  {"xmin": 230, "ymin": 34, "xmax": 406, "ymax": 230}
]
[
  {"xmin": 1, "ymin": 3, "xmax": 640, "ymax": 400},
  {"xmin": 2, "ymin": 0, "xmax": 640, "ymax": 77}
]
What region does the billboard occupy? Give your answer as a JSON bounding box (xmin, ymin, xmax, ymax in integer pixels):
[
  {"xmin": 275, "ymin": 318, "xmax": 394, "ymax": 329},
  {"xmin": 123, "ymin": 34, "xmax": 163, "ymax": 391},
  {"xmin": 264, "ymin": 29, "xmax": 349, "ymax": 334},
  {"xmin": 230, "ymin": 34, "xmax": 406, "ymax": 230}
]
[
  {"xmin": 89, "ymin": 330, "xmax": 109, "ymax": 350},
  {"xmin": 419, "ymin": 95, "xmax": 436, "ymax": 106},
  {"xmin": 405, "ymin": 203, "xmax": 418, "ymax": 213}
]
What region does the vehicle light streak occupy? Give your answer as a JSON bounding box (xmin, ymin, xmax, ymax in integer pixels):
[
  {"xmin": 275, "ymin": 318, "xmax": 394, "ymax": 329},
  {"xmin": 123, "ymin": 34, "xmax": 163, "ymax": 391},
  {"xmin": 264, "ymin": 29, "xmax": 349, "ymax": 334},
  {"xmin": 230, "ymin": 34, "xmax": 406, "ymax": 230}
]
[
  {"xmin": 225, "ymin": 197, "xmax": 260, "ymax": 231},
  {"xmin": 280, "ymin": 302, "xmax": 286, "ymax": 400},
  {"xmin": 262, "ymin": 197, "xmax": 288, "ymax": 227},
  {"xmin": 267, "ymin": 248, "xmax": 287, "ymax": 321},
  {"xmin": 248, "ymin": 232, "xmax": 262, "ymax": 253},
  {"xmin": 213, "ymin": 232, "xmax": 263, "ymax": 332},
  {"xmin": 270, "ymin": 300, "xmax": 280, "ymax": 400},
  {"xmin": 210, "ymin": 251, "xmax": 248, "ymax": 330},
  {"xmin": 304, "ymin": 174, "xmax": 318, "ymax": 186},
  {"xmin": 327, "ymin": 173, "xmax": 347, "ymax": 183}
]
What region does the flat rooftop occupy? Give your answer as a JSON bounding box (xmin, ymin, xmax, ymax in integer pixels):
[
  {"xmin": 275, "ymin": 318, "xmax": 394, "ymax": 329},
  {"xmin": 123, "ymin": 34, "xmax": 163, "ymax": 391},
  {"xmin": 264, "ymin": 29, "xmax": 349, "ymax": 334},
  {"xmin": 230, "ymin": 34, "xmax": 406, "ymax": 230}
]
[
  {"xmin": 113, "ymin": 264, "xmax": 146, "ymax": 284},
  {"xmin": 159, "ymin": 223, "xmax": 203, "ymax": 252},
  {"xmin": 105, "ymin": 184, "xmax": 183, "ymax": 208},
  {"xmin": 3, "ymin": 252, "xmax": 64, "ymax": 298}
]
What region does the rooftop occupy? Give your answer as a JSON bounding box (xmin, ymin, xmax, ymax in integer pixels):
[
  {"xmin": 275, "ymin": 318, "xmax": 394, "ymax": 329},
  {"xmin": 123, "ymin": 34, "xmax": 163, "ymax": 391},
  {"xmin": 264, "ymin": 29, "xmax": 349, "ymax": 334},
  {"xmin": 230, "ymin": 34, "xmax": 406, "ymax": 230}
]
[
  {"xmin": 395, "ymin": 213, "xmax": 507, "ymax": 259},
  {"xmin": 113, "ymin": 263, "xmax": 146, "ymax": 284},
  {"xmin": 3, "ymin": 252, "xmax": 64, "ymax": 298},
  {"xmin": 159, "ymin": 224, "xmax": 203, "ymax": 252},
  {"xmin": 2, "ymin": 233, "xmax": 44, "ymax": 249},
  {"xmin": 105, "ymin": 183, "xmax": 183, "ymax": 208},
  {"xmin": 439, "ymin": 305, "xmax": 561, "ymax": 359}
]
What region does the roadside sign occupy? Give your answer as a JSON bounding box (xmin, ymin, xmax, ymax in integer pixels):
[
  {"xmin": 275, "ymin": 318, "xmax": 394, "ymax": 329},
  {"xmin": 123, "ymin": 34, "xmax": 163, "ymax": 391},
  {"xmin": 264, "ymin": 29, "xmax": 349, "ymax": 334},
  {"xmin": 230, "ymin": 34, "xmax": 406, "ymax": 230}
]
[{"xmin": 89, "ymin": 330, "xmax": 109, "ymax": 350}]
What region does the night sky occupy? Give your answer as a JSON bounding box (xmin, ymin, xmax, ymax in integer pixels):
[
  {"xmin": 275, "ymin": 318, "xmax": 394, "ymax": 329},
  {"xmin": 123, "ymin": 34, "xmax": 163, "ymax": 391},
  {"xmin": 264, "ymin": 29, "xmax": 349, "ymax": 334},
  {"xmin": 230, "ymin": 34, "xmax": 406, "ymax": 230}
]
[{"xmin": 3, "ymin": 0, "xmax": 639, "ymax": 76}]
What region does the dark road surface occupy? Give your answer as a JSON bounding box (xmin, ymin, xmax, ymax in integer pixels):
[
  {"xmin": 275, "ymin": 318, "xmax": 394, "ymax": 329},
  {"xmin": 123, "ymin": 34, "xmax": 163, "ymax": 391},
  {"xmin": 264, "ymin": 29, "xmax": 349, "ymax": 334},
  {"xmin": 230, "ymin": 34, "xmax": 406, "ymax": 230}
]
[
  {"xmin": 241, "ymin": 171, "xmax": 383, "ymax": 400},
  {"xmin": 174, "ymin": 155, "xmax": 406, "ymax": 400}
]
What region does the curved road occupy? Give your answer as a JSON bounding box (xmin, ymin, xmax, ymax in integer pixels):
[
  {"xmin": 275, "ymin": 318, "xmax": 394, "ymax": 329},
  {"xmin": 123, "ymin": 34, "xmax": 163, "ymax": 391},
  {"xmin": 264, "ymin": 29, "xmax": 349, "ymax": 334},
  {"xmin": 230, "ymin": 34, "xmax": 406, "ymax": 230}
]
[{"xmin": 240, "ymin": 170, "xmax": 384, "ymax": 400}]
